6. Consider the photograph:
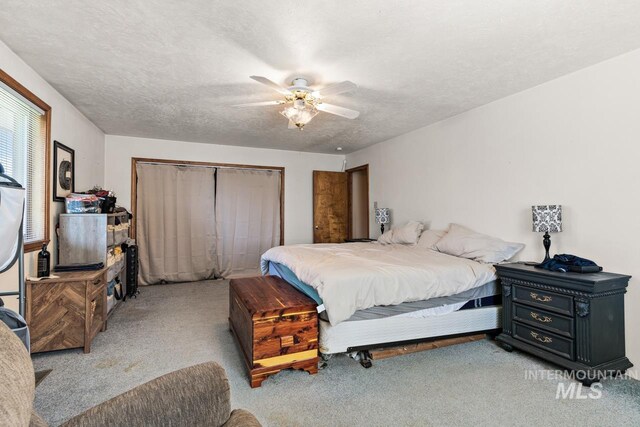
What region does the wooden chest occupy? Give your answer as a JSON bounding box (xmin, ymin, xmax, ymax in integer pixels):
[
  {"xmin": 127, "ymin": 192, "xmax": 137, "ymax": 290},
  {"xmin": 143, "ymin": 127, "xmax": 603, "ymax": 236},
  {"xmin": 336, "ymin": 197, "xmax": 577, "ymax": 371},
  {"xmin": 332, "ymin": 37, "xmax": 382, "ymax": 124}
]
[
  {"xmin": 229, "ymin": 276, "xmax": 319, "ymax": 388},
  {"xmin": 26, "ymin": 269, "xmax": 107, "ymax": 354}
]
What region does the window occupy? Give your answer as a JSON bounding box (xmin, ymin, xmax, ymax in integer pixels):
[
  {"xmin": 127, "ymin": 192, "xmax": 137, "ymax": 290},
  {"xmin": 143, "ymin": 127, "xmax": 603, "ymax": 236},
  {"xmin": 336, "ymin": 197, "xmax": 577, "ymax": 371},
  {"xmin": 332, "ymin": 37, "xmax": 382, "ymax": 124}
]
[{"xmin": 0, "ymin": 70, "xmax": 50, "ymax": 252}]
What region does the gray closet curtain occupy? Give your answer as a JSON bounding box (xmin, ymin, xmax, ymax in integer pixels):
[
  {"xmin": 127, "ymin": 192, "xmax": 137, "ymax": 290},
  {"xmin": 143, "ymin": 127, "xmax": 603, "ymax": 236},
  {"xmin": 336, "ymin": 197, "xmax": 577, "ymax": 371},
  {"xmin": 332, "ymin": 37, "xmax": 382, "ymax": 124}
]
[
  {"xmin": 136, "ymin": 163, "xmax": 217, "ymax": 285},
  {"xmin": 215, "ymin": 168, "xmax": 281, "ymax": 278}
]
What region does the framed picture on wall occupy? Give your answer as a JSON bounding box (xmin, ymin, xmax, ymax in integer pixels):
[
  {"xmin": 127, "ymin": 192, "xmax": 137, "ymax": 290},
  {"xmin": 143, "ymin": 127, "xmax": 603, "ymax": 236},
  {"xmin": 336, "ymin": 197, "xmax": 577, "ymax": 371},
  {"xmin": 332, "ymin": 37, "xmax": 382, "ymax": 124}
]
[{"xmin": 53, "ymin": 141, "xmax": 74, "ymax": 202}]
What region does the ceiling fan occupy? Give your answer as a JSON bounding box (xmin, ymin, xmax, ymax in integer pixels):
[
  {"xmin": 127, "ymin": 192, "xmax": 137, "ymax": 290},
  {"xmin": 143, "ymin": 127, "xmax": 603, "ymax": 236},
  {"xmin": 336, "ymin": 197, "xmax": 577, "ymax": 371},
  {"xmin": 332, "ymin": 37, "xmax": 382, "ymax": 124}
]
[{"xmin": 235, "ymin": 76, "xmax": 360, "ymax": 130}]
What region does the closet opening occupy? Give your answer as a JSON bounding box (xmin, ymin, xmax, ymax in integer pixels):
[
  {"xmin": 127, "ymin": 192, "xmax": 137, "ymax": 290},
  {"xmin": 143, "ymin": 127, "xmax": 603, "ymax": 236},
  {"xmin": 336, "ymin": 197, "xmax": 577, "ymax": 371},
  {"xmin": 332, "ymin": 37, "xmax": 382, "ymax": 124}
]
[
  {"xmin": 130, "ymin": 158, "xmax": 284, "ymax": 284},
  {"xmin": 347, "ymin": 164, "xmax": 369, "ymax": 239}
]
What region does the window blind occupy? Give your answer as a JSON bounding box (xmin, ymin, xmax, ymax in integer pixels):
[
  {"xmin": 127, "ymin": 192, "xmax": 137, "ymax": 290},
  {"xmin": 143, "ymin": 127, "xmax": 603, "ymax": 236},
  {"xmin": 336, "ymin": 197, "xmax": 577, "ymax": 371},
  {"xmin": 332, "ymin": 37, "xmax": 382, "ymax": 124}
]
[{"xmin": 0, "ymin": 80, "xmax": 47, "ymax": 245}]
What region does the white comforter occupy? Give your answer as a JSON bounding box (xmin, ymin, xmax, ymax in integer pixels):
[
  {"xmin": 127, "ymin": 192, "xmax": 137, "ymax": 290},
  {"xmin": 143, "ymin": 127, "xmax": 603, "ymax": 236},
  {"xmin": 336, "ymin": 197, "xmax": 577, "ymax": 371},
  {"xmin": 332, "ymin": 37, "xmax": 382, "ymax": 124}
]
[{"xmin": 260, "ymin": 243, "xmax": 497, "ymax": 325}]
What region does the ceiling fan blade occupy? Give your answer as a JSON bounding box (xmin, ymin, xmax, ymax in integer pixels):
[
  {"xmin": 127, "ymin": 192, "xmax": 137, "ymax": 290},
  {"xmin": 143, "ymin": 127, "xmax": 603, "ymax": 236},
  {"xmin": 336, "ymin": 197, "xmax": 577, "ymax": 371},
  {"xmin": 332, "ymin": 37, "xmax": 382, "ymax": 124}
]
[
  {"xmin": 249, "ymin": 76, "xmax": 291, "ymax": 95},
  {"xmin": 314, "ymin": 81, "xmax": 357, "ymax": 97},
  {"xmin": 233, "ymin": 100, "xmax": 285, "ymax": 107},
  {"xmin": 317, "ymin": 103, "xmax": 360, "ymax": 119}
]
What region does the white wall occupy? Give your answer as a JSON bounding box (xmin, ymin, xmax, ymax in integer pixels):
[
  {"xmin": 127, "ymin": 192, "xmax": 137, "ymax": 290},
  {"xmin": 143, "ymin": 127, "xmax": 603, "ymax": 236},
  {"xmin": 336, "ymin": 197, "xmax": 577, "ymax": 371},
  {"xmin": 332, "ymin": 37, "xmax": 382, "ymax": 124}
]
[
  {"xmin": 347, "ymin": 48, "xmax": 640, "ymax": 377},
  {"xmin": 104, "ymin": 135, "xmax": 344, "ymax": 245},
  {"xmin": 0, "ymin": 40, "xmax": 105, "ymax": 311}
]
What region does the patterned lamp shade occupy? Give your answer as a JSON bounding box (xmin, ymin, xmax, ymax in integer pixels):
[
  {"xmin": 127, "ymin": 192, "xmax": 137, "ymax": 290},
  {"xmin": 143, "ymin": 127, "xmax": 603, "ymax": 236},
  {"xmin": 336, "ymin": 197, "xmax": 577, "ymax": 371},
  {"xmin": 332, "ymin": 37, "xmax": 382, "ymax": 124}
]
[
  {"xmin": 375, "ymin": 208, "xmax": 390, "ymax": 225},
  {"xmin": 532, "ymin": 205, "xmax": 562, "ymax": 233}
]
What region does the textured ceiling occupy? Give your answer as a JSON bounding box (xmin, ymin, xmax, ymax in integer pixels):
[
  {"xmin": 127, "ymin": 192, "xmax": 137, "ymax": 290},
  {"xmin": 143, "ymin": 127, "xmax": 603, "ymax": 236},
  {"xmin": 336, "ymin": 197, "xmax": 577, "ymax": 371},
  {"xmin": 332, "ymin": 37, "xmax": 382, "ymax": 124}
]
[{"xmin": 2, "ymin": 1, "xmax": 640, "ymax": 154}]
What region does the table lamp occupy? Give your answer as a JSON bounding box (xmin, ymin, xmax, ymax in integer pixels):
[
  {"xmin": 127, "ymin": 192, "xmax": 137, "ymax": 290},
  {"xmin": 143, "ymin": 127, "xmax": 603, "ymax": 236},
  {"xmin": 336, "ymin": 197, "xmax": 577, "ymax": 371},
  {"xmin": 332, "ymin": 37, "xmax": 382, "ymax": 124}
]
[
  {"xmin": 532, "ymin": 205, "xmax": 562, "ymax": 262},
  {"xmin": 375, "ymin": 208, "xmax": 390, "ymax": 235}
]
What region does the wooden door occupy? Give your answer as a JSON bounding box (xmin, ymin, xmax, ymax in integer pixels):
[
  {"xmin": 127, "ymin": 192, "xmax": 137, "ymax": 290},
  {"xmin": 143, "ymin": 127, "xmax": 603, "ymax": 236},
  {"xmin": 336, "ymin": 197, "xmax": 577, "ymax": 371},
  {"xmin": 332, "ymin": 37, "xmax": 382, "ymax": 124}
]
[{"xmin": 313, "ymin": 171, "xmax": 349, "ymax": 243}]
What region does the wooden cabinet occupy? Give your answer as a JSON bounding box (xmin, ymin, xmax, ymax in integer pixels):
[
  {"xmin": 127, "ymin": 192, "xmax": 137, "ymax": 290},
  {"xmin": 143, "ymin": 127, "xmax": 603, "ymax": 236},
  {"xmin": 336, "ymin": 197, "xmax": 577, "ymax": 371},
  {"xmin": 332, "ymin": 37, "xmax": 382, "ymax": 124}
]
[
  {"xmin": 25, "ymin": 269, "xmax": 107, "ymax": 353},
  {"xmin": 229, "ymin": 276, "xmax": 319, "ymax": 388},
  {"xmin": 496, "ymin": 263, "xmax": 632, "ymax": 384}
]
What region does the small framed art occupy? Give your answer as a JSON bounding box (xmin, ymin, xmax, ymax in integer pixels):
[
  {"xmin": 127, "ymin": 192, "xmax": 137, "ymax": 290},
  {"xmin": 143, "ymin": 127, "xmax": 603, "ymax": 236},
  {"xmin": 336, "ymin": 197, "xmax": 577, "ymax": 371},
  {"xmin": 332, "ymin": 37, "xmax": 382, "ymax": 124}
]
[{"xmin": 53, "ymin": 141, "xmax": 74, "ymax": 201}]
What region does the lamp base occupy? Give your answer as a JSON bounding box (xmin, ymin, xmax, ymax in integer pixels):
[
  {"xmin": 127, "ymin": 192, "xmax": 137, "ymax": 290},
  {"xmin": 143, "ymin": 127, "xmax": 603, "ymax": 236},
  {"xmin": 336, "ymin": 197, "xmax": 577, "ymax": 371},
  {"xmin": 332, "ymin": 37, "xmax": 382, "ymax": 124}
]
[
  {"xmin": 542, "ymin": 232, "xmax": 551, "ymax": 262},
  {"xmin": 380, "ymin": 224, "xmax": 385, "ymax": 235}
]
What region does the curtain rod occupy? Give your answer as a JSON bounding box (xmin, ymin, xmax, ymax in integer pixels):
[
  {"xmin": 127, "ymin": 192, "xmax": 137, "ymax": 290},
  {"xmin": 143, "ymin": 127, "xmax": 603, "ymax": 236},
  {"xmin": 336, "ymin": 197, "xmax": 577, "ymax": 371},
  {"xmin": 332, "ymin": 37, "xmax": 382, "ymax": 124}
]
[{"xmin": 137, "ymin": 161, "xmax": 282, "ymax": 173}]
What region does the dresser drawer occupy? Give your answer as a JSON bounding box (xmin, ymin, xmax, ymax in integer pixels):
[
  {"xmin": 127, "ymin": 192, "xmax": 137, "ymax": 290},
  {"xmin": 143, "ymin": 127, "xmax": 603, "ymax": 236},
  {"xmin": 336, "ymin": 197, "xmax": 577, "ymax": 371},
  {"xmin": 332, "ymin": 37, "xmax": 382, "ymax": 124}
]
[
  {"xmin": 513, "ymin": 303, "xmax": 574, "ymax": 338},
  {"xmin": 513, "ymin": 322, "xmax": 574, "ymax": 360},
  {"xmin": 512, "ymin": 285, "xmax": 573, "ymax": 316}
]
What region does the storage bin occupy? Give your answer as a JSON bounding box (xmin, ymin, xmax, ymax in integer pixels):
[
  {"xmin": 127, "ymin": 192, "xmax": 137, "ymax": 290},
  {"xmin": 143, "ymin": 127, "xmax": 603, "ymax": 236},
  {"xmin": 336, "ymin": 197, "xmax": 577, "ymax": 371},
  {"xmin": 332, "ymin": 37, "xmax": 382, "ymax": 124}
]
[
  {"xmin": 106, "ymin": 254, "xmax": 124, "ymax": 282},
  {"xmin": 65, "ymin": 193, "xmax": 100, "ymax": 214},
  {"xmin": 113, "ymin": 227, "xmax": 129, "ymax": 246}
]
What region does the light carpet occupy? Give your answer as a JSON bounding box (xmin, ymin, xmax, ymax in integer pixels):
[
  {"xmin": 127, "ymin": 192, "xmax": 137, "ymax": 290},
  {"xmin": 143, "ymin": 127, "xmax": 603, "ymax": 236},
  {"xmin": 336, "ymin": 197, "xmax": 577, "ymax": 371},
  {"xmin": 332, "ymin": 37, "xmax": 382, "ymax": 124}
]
[{"xmin": 32, "ymin": 280, "xmax": 640, "ymax": 426}]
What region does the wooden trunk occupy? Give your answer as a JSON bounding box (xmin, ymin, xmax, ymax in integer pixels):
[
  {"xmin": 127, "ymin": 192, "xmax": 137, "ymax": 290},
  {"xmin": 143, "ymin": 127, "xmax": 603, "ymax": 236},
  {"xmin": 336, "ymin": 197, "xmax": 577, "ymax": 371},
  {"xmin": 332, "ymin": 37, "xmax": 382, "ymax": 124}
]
[
  {"xmin": 26, "ymin": 269, "xmax": 107, "ymax": 354},
  {"xmin": 229, "ymin": 276, "xmax": 319, "ymax": 388}
]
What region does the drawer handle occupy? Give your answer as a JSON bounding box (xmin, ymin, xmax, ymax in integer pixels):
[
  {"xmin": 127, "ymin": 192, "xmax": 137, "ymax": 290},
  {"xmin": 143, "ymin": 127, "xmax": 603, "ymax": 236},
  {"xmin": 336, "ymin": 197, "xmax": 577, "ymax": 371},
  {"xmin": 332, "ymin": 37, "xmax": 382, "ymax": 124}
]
[
  {"xmin": 530, "ymin": 292, "xmax": 552, "ymax": 303},
  {"xmin": 93, "ymin": 279, "xmax": 102, "ymax": 286},
  {"xmin": 530, "ymin": 312, "xmax": 552, "ymax": 323},
  {"xmin": 530, "ymin": 331, "xmax": 553, "ymax": 343}
]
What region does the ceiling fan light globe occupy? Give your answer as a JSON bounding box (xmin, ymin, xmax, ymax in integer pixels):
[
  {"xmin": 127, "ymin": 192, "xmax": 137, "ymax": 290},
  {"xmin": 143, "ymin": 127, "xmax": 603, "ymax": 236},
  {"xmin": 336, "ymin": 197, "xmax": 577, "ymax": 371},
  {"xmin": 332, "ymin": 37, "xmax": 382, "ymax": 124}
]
[{"xmin": 280, "ymin": 104, "xmax": 318, "ymax": 128}]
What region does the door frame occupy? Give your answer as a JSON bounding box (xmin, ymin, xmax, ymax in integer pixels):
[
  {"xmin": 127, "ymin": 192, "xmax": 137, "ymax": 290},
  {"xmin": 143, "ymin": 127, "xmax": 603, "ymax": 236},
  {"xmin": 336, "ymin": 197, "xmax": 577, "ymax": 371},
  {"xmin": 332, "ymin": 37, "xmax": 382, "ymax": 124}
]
[
  {"xmin": 130, "ymin": 157, "xmax": 285, "ymax": 245},
  {"xmin": 346, "ymin": 164, "xmax": 369, "ymax": 239}
]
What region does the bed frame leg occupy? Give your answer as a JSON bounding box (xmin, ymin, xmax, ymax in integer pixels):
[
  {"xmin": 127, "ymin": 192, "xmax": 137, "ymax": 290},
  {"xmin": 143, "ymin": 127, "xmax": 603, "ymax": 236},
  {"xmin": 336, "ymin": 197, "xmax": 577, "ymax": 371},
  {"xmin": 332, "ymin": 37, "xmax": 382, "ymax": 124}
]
[
  {"xmin": 319, "ymin": 352, "xmax": 332, "ymax": 370},
  {"xmin": 359, "ymin": 351, "xmax": 373, "ymax": 369},
  {"xmin": 485, "ymin": 329, "xmax": 501, "ymax": 340}
]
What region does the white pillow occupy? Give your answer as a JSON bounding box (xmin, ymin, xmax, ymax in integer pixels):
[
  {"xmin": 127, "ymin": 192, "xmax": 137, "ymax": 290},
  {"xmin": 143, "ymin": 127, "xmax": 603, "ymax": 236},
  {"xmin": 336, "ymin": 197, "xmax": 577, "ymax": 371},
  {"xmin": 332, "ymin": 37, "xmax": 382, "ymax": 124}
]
[
  {"xmin": 393, "ymin": 221, "xmax": 424, "ymax": 244},
  {"xmin": 435, "ymin": 223, "xmax": 524, "ymax": 263},
  {"xmin": 377, "ymin": 229, "xmax": 395, "ymax": 244},
  {"xmin": 417, "ymin": 229, "xmax": 447, "ymax": 250},
  {"xmin": 377, "ymin": 221, "xmax": 424, "ymax": 245}
]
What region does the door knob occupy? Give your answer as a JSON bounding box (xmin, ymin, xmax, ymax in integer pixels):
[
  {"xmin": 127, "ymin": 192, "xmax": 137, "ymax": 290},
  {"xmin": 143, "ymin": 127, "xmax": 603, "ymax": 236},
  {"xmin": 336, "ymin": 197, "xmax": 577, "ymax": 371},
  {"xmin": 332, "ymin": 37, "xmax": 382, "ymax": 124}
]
[{"xmin": 315, "ymin": 225, "xmax": 319, "ymax": 229}]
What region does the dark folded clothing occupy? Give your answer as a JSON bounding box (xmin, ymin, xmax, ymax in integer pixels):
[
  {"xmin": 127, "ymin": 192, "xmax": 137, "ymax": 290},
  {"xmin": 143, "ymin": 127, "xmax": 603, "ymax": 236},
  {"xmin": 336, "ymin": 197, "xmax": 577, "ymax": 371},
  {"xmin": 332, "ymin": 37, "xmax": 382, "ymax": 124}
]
[
  {"xmin": 55, "ymin": 262, "xmax": 104, "ymax": 272},
  {"xmin": 536, "ymin": 254, "xmax": 602, "ymax": 273}
]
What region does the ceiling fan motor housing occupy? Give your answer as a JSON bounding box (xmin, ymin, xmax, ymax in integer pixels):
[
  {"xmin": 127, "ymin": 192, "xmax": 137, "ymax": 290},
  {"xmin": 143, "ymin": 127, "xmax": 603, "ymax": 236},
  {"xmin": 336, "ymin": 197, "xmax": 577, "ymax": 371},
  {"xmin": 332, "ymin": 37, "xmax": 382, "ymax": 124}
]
[{"xmin": 289, "ymin": 78, "xmax": 310, "ymax": 91}]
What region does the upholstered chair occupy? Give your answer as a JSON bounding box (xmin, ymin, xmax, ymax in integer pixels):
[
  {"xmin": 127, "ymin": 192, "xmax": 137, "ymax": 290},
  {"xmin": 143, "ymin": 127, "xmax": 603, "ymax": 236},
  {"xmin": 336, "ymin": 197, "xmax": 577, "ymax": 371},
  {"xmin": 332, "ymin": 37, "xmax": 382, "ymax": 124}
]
[{"xmin": 0, "ymin": 322, "xmax": 261, "ymax": 427}]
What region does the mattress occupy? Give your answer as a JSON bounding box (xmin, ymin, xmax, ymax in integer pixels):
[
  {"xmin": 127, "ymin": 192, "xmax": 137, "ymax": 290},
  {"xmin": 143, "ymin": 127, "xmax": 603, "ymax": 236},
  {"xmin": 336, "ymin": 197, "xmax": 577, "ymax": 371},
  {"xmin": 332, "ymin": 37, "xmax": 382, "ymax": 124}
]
[
  {"xmin": 346, "ymin": 281, "xmax": 499, "ymax": 321},
  {"xmin": 268, "ymin": 261, "xmax": 500, "ymax": 321},
  {"xmin": 262, "ymin": 242, "xmax": 497, "ymax": 325}
]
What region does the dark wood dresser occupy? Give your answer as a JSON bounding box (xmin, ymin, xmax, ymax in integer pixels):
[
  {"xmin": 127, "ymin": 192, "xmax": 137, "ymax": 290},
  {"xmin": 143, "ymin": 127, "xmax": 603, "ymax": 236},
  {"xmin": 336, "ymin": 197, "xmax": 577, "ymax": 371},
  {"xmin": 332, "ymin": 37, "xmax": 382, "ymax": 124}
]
[
  {"xmin": 25, "ymin": 269, "xmax": 107, "ymax": 354},
  {"xmin": 496, "ymin": 263, "xmax": 632, "ymax": 384},
  {"xmin": 229, "ymin": 276, "xmax": 319, "ymax": 388}
]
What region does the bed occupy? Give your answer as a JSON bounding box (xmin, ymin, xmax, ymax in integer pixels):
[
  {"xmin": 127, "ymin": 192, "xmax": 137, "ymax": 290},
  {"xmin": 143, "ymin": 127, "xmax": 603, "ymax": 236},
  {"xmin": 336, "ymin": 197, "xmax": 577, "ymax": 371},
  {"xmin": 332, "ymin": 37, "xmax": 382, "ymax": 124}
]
[{"xmin": 260, "ymin": 241, "xmax": 504, "ymax": 357}]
